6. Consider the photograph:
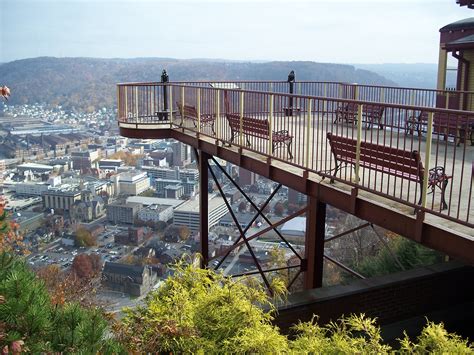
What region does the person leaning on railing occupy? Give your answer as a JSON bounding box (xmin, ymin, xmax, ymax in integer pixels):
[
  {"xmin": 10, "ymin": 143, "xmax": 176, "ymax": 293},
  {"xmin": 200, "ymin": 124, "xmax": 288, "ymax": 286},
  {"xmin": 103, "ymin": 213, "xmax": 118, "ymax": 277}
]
[{"xmin": 1, "ymin": 86, "xmax": 10, "ymax": 101}]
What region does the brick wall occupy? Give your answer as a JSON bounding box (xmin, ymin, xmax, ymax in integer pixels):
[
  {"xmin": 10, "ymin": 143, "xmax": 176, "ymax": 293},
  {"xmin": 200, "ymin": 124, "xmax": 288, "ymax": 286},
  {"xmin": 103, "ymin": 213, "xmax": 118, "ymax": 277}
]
[{"xmin": 274, "ymin": 262, "xmax": 474, "ymax": 333}]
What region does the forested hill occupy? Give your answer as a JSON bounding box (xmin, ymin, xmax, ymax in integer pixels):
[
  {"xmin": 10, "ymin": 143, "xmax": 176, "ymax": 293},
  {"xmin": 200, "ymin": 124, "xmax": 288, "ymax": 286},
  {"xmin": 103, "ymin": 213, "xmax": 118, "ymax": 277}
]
[
  {"xmin": 354, "ymin": 63, "xmax": 439, "ymax": 89},
  {"xmin": 0, "ymin": 57, "xmax": 396, "ymax": 112}
]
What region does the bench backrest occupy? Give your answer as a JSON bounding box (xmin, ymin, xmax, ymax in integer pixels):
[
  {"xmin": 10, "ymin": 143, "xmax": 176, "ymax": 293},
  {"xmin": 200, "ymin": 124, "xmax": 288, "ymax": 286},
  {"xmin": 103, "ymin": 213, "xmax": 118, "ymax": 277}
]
[
  {"xmin": 415, "ymin": 110, "xmax": 472, "ymax": 136},
  {"xmin": 226, "ymin": 113, "xmax": 270, "ymax": 136},
  {"xmin": 343, "ymin": 102, "xmax": 384, "ymax": 117},
  {"xmin": 434, "ymin": 112, "xmax": 472, "ymax": 129},
  {"xmin": 327, "ymin": 133, "xmax": 424, "ymax": 181},
  {"xmin": 176, "ymin": 102, "xmax": 198, "ymax": 120},
  {"xmin": 363, "ymin": 104, "xmax": 384, "ymax": 117},
  {"xmin": 416, "ymin": 111, "xmax": 472, "ymax": 126}
]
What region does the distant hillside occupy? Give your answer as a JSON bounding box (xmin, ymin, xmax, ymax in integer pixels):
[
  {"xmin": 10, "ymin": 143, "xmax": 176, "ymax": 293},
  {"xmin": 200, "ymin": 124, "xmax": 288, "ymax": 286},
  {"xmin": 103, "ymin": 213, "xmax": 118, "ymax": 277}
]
[
  {"xmin": 354, "ymin": 63, "xmax": 439, "ymax": 89},
  {"xmin": 0, "ymin": 57, "xmax": 397, "ymax": 112}
]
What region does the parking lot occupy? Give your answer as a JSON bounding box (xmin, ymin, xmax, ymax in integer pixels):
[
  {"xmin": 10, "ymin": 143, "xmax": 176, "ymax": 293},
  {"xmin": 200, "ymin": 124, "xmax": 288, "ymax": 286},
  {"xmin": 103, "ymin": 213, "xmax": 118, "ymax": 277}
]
[{"xmin": 27, "ymin": 225, "xmax": 133, "ymax": 270}]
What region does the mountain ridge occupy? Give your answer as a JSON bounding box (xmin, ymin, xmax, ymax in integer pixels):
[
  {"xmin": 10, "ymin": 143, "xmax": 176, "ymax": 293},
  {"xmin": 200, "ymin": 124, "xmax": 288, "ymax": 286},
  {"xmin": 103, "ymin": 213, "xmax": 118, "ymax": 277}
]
[{"xmin": 1, "ymin": 57, "xmax": 397, "ymax": 112}]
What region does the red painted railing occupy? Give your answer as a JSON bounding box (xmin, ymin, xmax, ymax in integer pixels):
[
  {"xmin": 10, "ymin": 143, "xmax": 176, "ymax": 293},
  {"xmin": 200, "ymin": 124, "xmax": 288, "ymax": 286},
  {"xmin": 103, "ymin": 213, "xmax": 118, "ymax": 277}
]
[{"xmin": 117, "ymin": 82, "xmax": 474, "ymax": 229}]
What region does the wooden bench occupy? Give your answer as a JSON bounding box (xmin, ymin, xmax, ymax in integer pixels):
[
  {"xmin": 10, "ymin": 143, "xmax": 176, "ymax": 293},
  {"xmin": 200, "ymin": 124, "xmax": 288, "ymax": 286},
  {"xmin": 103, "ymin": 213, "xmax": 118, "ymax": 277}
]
[
  {"xmin": 405, "ymin": 110, "xmax": 473, "ymax": 146},
  {"xmin": 225, "ymin": 113, "xmax": 293, "ymax": 159},
  {"xmin": 175, "ymin": 102, "xmax": 215, "ymax": 134},
  {"xmin": 334, "ymin": 102, "xmax": 385, "ymax": 129},
  {"xmin": 326, "ymin": 133, "xmax": 451, "ymax": 210}
]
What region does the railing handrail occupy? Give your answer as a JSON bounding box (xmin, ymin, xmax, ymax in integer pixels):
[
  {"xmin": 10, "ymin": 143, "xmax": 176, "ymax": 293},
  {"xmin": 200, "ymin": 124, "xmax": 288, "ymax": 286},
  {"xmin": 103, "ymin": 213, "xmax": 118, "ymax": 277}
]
[
  {"xmin": 117, "ymin": 82, "xmax": 474, "ymax": 115},
  {"xmin": 117, "ymin": 80, "xmax": 474, "ymax": 95}
]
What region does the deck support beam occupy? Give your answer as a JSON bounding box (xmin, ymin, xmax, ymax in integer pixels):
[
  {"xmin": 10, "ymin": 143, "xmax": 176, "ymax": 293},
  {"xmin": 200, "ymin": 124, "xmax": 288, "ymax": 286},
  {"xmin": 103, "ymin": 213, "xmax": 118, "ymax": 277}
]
[
  {"xmin": 304, "ymin": 197, "xmax": 326, "ymax": 289},
  {"xmin": 197, "ymin": 149, "xmax": 210, "ymax": 268}
]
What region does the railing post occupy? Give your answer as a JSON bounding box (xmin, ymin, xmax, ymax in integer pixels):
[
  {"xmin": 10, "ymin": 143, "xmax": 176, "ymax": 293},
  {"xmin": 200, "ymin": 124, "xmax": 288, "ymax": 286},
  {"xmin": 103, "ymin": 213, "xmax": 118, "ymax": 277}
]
[
  {"xmin": 305, "ymin": 99, "xmax": 312, "ymax": 167},
  {"xmin": 445, "ymin": 92, "xmax": 450, "ymax": 109},
  {"xmin": 239, "ymin": 91, "xmax": 244, "ymax": 146},
  {"xmin": 181, "ymin": 86, "xmax": 185, "ymax": 124},
  {"xmin": 216, "ymin": 89, "xmax": 220, "ymax": 140},
  {"xmin": 338, "ymin": 83, "xmax": 343, "ymax": 99},
  {"xmin": 421, "ymin": 112, "xmax": 434, "ymax": 208},
  {"xmin": 197, "ymin": 88, "xmax": 201, "ymax": 133},
  {"xmin": 268, "ymin": 95, "xmax": 274, "ymax": 155},
  {"xmin": 380, "ymin": 87, "xmax": 385, "ymax": 103},
  {"xmin": 124, "ymin": 86, "xmax": 128, "ymax": 120},
  {"xmin": 169, "ymin": 85, "xmax": 173, "ymax": 127},
  {"xmin": 134, "ymin": 86, "xmax": 138, "ymax": 119},
  {"xmin": 354, "ymin": 85, "xmax": 359, "ymax": 101},
  {"xmin": 354, "ymin": 103, "xmax": 363, "ymax": 183},
  {"xmin": 323, "ymin": 83, "xmax": 327, "ymax": 112},
  {"xmin": 410, "ymin": 90, "xmax": 415, "ymax": 106}
]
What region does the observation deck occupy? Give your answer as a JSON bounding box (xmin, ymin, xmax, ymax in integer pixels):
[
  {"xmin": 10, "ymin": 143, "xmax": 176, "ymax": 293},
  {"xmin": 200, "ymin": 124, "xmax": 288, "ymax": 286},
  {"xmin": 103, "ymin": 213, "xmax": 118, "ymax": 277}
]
[{"xmin": 116, "ymin": 81, "xmax": 474, "ymax": 264}]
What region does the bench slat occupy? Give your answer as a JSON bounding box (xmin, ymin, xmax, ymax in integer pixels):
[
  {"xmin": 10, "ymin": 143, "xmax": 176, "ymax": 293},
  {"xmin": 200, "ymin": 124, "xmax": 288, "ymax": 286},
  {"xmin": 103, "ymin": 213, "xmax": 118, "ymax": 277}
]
[{"xmin": 327, "ymin": 133, "xmax": 423, "ymax": 180}]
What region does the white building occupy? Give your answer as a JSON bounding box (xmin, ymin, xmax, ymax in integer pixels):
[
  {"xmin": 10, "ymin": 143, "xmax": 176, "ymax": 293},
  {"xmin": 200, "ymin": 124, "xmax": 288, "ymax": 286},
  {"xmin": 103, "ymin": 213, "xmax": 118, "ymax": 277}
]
[
  {"xmin": 173, "ymin": 194, "xmax": 227, "ymax": 232},
  {"xmin": 137, "ymin": 204, "xmax": 174, "ymax": 223},
  {"xmin": 115, "ymin": 171, "xmax": 150, "ymax": 196},
  {"xmin": 126, "ymin": 196, "xmax": 184, "ymax": 209},
  {"xmin": 15, "ymin": 182, "xmax": 50, "ymax": 196},
  {"xmin": 17, "ymin": 162, "xmax": 54, "ymax": 174}
]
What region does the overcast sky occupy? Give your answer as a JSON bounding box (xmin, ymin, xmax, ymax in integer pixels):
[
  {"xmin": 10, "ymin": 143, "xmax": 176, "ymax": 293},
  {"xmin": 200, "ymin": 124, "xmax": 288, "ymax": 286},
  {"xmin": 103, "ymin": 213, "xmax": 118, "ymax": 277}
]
[{"xmin": 1, "ymin": 0, "xmax": 471, "ymax": 64}]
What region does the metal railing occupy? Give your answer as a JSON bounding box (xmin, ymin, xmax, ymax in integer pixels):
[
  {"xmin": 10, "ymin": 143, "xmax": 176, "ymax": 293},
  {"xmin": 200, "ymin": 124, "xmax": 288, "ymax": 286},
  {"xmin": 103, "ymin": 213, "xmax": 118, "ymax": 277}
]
[
  {"xmin": 124, "ymin": 80, "xmax": 474, "ymax": 111},
  {"xmin": 117, "ymin": 82, "xmax": 474, "ymax": 229}
]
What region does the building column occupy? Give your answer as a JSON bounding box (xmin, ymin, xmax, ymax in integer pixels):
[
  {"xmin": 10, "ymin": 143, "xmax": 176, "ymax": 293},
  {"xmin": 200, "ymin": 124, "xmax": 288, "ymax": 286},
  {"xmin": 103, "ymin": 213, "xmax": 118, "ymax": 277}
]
[
  {"xmin": 437, "ymin": 47, "xmax": 448, "ymax": 91},
  {"xmin": 304, "ymin": 196, "xmax": 326, "ymax": 289},
  {"xmin": 199, "ymin": 150, "xmax": 210, "ymax": 268}
]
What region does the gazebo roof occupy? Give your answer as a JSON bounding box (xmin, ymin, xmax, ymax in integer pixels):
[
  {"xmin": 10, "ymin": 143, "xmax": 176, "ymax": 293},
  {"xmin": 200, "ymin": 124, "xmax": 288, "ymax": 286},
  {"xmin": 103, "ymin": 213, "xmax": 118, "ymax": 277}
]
[{"xmin": 440, "ymin": 17, "xmax": 474, "ymax": 32}]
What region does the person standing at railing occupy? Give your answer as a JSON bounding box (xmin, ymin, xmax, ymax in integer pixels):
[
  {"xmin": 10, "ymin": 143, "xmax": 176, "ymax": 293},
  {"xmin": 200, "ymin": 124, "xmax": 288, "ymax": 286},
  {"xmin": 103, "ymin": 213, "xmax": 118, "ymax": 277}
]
[
  {"xmin": 161, "ymin": 70, "xmax": 169, "ymax": 113},
  {"xmin": 287, "ymin": 70, "xmax": 295, "ymax": 116}
]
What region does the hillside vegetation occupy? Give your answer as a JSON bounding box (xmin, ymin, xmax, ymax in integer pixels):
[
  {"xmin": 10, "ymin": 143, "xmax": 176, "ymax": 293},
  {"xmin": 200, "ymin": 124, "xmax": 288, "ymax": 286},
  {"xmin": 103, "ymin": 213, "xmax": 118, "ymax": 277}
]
[{"xmin": 0, "ymin": 57, "xmax": 396, "ymax": 112}]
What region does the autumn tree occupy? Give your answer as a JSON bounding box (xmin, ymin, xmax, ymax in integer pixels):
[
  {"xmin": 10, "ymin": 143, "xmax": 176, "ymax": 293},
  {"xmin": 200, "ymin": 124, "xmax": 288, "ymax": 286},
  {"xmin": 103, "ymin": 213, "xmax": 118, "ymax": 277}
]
[
  {"xmin": 72, "ymin": 253, "xmax": 101, "ymax": 279},
  {"xmin": 163, "ymin": 225, "xmax": 180, "ymax": 242},
  {"xmin": 273, "ymin": 202, "xmax": 285, "ymax": 217},
  {"xmin": 75, "ymin": 227, "xmax": 97, "ymax": 247},
  {"xmin": 36, "ymin": 261, "xmax": 102, "ymax": 308},
  {"xmin": 109, "ymin": 151, "xmax": 143, "ymax": 166},
  {"xmin": 178, "ymin": 226, "xmax": 191, "ymax": 241},
  {"xmin": 0, "ymin": 200, "xmax": 25, "ymax": 255},
  {"xmin": 287, "ymin": 203, "xmax": 299, "ymax": 214}
]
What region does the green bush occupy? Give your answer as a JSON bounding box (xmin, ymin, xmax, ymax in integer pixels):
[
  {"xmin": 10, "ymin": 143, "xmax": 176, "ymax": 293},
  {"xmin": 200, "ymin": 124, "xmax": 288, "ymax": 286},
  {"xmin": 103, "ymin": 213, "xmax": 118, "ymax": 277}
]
[
  {"xmin": 1, "ymin": 253, "xmax": 472, "ymax": 354},
  {"xmin": 0, "ymin": 252, "xmax": 122, "ymax": 353}
]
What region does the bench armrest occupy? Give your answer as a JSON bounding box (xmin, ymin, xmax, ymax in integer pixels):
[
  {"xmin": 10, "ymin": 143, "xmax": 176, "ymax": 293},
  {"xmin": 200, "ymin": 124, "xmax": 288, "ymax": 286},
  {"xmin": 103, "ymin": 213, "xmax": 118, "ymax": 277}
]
[
  {"xmin": 273, "ymin": 129, "xmax": 289, "ymax": 135},
  {"xmin": 272, "ymin": 130, "xmax": 293, "ymax": 141}
]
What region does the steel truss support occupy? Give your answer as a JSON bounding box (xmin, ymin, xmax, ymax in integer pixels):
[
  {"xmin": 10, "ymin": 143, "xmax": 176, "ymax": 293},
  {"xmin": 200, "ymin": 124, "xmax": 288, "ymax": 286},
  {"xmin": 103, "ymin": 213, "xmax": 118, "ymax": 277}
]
[
  {"xmin": 210, "ymin": 156, "xmax": 303, "ymax": 263},
  {"xmin": 323, "ymin": 221, "xmax": 404, "ymax": 279},
  {"xmin": 207, "ymin": 162, "xmax": 273, "ymax": 292},
  {"xmin": 304, "ymin": 196, "xmax": 326, "ymax": 289},
  {"xmin": 206, "ymin": 156, "xmax": 306, "ymax": 293}
]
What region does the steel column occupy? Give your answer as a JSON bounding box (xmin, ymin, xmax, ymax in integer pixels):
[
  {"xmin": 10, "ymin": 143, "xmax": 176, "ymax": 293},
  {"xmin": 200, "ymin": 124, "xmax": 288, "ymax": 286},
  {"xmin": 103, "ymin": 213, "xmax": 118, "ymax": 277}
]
[
  {"xmin": 304, "ymin": 196, "xmax": 326, "ymax": 289},
  {"xmin": 198, "ymin": 149, "xmax": 210, "ymax": 267}
]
